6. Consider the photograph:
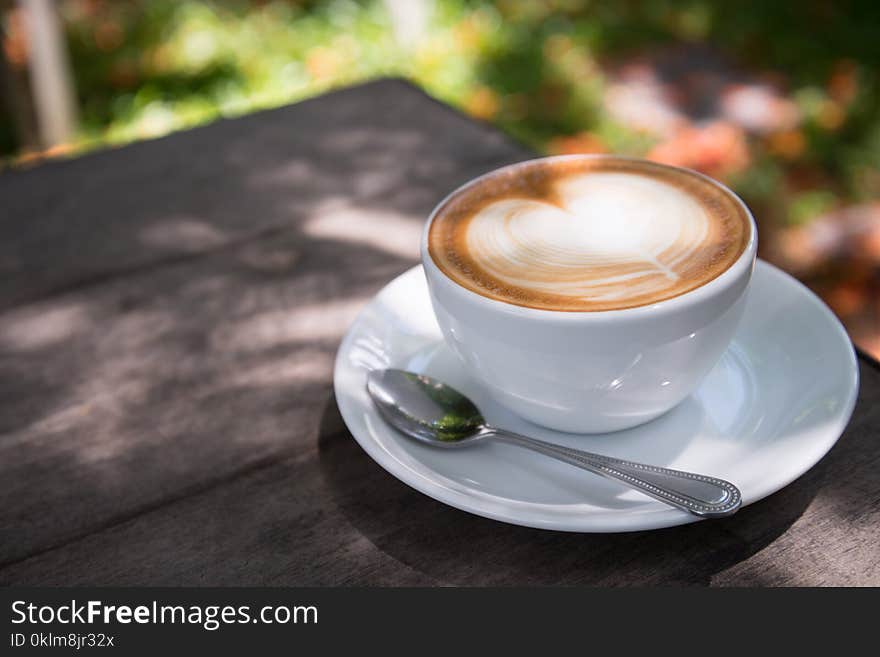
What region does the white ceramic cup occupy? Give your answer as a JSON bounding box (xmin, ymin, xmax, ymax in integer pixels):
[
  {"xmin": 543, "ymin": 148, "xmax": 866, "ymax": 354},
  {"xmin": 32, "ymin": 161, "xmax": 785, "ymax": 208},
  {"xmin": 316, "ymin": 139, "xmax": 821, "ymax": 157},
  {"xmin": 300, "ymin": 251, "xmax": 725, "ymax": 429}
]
[{"xmin": 421, "ymin": 155, "xmax": 758, "ymax": 433}]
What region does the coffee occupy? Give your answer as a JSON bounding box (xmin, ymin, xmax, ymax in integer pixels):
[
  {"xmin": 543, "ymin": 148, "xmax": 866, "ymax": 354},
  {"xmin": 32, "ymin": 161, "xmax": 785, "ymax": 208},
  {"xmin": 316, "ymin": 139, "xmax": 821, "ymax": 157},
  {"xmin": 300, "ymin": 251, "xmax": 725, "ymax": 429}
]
[{"xmin": 427, "ymin": 157, "xmax": 750, "ymax": 312}]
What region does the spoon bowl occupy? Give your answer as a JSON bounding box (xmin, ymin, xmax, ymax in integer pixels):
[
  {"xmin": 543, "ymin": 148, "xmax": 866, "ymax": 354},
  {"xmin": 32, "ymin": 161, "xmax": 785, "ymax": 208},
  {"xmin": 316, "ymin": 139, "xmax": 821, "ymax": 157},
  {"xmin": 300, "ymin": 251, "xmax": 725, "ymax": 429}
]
[{"xmin": 367, "ymin": 369, "xmax": 488, "ymax": 447}]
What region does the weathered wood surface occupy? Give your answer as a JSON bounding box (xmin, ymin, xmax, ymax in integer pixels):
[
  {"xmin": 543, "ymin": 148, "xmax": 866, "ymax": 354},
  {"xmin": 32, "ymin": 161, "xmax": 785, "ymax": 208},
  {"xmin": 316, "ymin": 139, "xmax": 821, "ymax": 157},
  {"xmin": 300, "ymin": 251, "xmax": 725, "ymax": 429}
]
[{"xmin": 0, "ymin": 80, "xmax": 877, "ymax": 586}]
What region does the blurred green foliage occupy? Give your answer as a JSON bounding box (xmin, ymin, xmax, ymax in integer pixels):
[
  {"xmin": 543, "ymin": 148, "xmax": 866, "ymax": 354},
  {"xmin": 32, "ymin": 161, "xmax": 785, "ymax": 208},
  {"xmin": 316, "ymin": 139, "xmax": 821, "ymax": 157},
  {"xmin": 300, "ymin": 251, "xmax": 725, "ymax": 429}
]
[
  {"xmin": 61, "ymin": 0, "xmax": 399, "ymax": 146},
  {"xmin": 5, "ymin": 0, "xmax": 880, "ymax": 228}
]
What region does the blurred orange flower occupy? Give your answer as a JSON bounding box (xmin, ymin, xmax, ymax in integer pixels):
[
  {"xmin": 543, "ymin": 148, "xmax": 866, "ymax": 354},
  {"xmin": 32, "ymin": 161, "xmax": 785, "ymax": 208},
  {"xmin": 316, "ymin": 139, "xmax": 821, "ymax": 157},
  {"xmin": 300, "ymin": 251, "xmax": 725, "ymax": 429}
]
[
  {"xmin": 817, "ymin": 100, "xmax": 845, "ymax": 131},
  {"xmin": 543, "ymin": 34, "xmax": 573, "ymax": 61},
  {"xmin": 547, "ymin": 131, "xmax": 607, "ymax": 155},
  {"xmin": 464, "ymin": 86, "xmax": 500, "ymax": 120},
  {"xmin": 865, "ymin": 224, "xmax": 880, "ymax": 261},
  {"xmin": 767, "ymin": 129, "xmax": 806, "ymax": 159},
  {"xmin": 646, "ymin": 121, "xmax": 749, "ymax": 178},
  {"xmin": 777, "ymin": 202, "xmax": 880, "ymax": 274},
  {"xmin": 108, "ymin": 60, "xmax": 138, "ymax": 88},
  {"xmin": 2, "ymin": 8, "xmax": 28, "ymax": 67},
  {"xmin": 305, "ymin": 47, "xmax": 343, "ymax": 81},
  {"xmin": 453, "ymin": 17, "xmax": 482, "ymax": 51},
  {"xmin": 825, "ymin": 283, "xmax": 865, "ymax": 317},
  {"xmin": 94, "ymin": 20, "xmax": 124, "ymax": 52},
  {"xmin": 828, "ymin": 60, "xmax": 859, "ymax": 105}
]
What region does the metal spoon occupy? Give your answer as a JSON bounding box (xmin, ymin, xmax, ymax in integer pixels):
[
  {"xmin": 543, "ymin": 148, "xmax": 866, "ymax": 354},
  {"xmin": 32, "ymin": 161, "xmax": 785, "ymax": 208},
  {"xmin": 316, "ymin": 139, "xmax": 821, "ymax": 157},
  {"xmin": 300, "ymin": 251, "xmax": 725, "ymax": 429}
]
[{"xmin": 367, "ymin": 369, "xmax": 741, "ymax": 518}]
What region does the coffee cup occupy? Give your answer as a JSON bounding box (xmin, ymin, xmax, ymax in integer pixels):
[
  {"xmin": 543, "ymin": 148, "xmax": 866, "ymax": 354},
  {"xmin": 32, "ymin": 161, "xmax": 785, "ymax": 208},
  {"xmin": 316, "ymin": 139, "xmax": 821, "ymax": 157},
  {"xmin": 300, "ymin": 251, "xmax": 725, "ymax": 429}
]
[{"xmin": 421, "ymin": 155, "xmax": 757, "ymax": 433}]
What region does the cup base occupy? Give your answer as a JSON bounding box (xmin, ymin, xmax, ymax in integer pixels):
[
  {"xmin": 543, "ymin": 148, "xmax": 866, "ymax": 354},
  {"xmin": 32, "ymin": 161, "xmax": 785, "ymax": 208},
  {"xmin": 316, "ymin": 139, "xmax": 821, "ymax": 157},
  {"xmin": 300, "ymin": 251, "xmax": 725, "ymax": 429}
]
[{"xmin": 481, "ymin": 386, "xmax": 677, "ymax": 434}]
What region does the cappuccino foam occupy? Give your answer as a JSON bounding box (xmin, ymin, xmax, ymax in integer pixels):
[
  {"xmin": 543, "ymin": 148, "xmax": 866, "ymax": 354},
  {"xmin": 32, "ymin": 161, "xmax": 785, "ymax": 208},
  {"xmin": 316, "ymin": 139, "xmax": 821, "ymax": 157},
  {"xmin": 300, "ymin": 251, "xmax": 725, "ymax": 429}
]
[{"xmin": 428, "ymin": 158, "xmax": 750, "ymax": 311}]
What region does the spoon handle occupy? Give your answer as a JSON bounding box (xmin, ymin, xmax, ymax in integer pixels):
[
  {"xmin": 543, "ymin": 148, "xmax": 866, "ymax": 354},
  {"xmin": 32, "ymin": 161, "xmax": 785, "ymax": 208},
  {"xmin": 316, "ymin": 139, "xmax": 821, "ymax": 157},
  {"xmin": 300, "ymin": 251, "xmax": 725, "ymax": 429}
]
[{"xmin": 486, "ymin": 429, "xmax": 742, "ymax": 518}]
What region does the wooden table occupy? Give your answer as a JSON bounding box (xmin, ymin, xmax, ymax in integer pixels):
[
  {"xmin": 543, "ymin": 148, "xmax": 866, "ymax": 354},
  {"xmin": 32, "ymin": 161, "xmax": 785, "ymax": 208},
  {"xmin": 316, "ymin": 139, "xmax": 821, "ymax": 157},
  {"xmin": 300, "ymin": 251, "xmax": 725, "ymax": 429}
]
[{"xmin": 1, "ymin": 80, "xmax": 877, "ymax": 586}]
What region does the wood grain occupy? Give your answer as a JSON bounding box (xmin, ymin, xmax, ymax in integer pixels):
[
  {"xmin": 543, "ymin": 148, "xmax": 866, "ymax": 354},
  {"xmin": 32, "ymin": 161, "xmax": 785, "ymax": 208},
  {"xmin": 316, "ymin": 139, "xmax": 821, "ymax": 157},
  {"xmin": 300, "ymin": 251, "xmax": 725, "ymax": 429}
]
[{"xmin": 0, "ymin": 80, "xmax": 877, "ymax": 585}]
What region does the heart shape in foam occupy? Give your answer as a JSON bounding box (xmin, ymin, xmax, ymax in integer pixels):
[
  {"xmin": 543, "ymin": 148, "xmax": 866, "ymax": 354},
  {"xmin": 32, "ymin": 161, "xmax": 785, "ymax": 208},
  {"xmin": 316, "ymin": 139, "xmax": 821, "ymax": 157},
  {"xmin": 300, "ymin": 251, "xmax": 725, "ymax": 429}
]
[{"xmin": 465, "ymin": 172, "xmax": 712, "ymax": 296}]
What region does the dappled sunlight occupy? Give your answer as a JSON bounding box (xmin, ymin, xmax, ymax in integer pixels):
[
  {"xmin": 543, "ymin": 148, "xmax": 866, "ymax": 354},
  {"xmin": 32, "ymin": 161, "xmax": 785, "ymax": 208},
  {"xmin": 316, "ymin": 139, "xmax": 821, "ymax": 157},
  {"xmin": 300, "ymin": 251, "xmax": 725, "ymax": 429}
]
[
  {"xmin": 227, "ymin": 350, "xmax": 333, "ymax": 389},
  {"xmin": 25, "ymin": 379, "xmax": 152, "ymax": 464},
  {"xmin": 0, "ymin": 301, "xmax": 90, "ymax": 351},
  {"xmin": 240, "ymin": 131, "xmax": 429, "ymax": 195},
  {"xmin": 319, "ymin": 128, "xmax": 426, "ymax": 160},
  {"xmin": 0, "ymin": 197, "xmax": 420, "ymax": 561},
  {"xmin": 303, "ymin": 199, "xmax": 423, "ymax": 260},
  {"xmin": 139, "ymin": 217, "xmax": 228, "ymax": 252},
  {"xmin": 236, "ymin": 242, "xmax": 301, "ymax": 274},
  {"xmin": 211, "ymin": 297, "xmax": 369, "ymax": 353},
  {"xmin": 6, "ymin": 304, "xmax": 175, "ymax": 460},
  {"xmin": 235, "ymin": 157, "xmax": 315, "ymax": 187},
  {"xmin": 237, "ymin": 125, "xmax": 453, "ymax": 220}
]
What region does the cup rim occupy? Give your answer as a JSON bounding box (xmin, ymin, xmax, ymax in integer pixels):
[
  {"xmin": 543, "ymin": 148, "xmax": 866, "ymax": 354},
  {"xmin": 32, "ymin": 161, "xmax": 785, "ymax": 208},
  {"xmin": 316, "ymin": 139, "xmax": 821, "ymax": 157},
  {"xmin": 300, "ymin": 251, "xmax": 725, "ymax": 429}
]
[{"xmin": 421, "ymin": 154, "xmax": 757, "ymax": 322}]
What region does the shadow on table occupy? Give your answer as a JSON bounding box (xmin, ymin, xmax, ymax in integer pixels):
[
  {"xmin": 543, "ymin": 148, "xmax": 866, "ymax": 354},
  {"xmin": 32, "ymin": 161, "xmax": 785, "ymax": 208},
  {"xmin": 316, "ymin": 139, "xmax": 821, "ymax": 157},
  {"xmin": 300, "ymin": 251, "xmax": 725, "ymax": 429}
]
[{"xmin": 317, "ymin": 392, "xmax": 821, "ymax": 586}]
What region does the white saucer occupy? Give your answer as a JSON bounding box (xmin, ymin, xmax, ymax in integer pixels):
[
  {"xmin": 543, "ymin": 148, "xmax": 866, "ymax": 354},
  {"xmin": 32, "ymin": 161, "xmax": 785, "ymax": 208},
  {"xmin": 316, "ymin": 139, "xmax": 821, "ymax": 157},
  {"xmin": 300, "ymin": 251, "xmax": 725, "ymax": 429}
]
[{"xmin": 333, "ymin": 261, "xmax": 859, "ymax": 532}]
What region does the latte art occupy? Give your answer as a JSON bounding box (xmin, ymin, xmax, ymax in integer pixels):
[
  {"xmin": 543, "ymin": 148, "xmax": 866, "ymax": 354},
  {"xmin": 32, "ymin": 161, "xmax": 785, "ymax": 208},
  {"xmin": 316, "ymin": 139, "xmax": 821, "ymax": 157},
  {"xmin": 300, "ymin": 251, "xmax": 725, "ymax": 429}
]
[
  {"xmin": 428, "ymin": 158, "xmax": 750, "ymax": 311},
  {"xmin": 466, "ymin": 173, "xmax": 712, "ymax": 303}
]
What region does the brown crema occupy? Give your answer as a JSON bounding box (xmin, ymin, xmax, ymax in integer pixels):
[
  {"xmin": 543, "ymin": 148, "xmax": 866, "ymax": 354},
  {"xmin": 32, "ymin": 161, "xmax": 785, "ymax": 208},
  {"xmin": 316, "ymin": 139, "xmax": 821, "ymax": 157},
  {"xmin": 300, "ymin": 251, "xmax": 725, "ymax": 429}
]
[{"xmin": 427, "ymin": 157, "xmax": 751, "ymax": 311}]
